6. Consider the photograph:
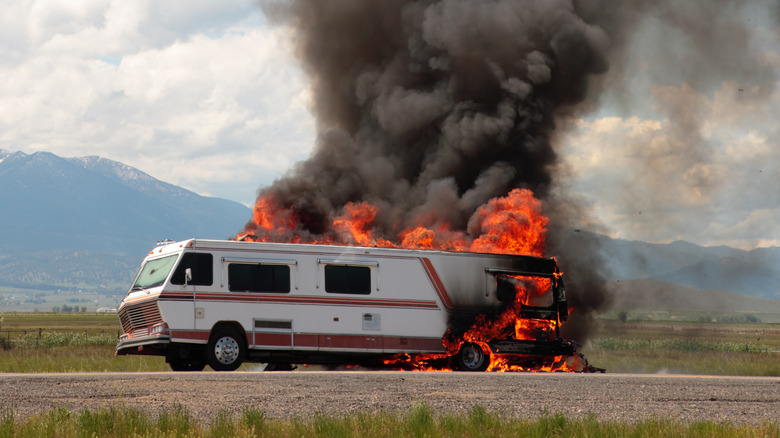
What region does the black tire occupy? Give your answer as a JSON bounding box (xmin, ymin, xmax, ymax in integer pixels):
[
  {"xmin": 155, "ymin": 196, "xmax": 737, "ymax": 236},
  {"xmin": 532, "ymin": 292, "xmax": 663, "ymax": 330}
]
[
  {"xmin": 168, "ymin": 357, "xmax": 206, "ymax": 372},
  {"xmin": 206, "ymin": 328, "xmax": 246, "ymax": 371},
  {"xmin": 454, "ymin": 342, "xmax": 490, "ymax": 371}
]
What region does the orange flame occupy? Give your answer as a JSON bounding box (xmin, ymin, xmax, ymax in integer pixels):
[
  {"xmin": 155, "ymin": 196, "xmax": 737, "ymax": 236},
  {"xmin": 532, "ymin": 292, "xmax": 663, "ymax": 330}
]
[
  {"xmin": 332, "ymin": 201, "xmax": 378, "ymax": 246},
  {"xmin": 236, "ymin": 195, "xmax": 299, "ymax": 243},
  {"xmin": 468, "ymin": 188, "xmax": 547, "ymax": 256}
]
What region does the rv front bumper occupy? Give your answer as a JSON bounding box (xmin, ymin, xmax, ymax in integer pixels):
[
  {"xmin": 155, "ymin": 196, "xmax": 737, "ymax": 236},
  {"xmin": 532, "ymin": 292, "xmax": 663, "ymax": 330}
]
[{"xmin": 115, "ymin": 332, "xmax": 171, "ymax": 356}]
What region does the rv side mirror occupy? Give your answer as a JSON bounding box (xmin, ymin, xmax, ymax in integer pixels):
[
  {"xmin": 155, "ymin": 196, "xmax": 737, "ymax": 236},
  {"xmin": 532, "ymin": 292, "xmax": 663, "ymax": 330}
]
[{"xmin": 185, "ymin": 268, "xmax": 193, "ymax": 285}]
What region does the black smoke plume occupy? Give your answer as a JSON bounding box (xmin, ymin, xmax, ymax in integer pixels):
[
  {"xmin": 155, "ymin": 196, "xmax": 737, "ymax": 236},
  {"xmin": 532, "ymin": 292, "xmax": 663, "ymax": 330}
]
[
  {"xmin": 246, "ymin": 0, "xmax": 774, "ymax": 342},
  {"xmin": 249, "ymin": 0, "xmax": 607, "ymax": 235}
]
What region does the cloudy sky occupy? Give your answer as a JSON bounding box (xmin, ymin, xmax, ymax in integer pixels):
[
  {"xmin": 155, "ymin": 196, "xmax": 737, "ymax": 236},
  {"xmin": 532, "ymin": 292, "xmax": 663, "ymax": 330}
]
[
  {"xmin": 0, "ymin": 0, "xmax": 315, "ymax": 207},
  {"xmin": 1, "ymin": 0, "xmax": 778, "ymax": 250}
]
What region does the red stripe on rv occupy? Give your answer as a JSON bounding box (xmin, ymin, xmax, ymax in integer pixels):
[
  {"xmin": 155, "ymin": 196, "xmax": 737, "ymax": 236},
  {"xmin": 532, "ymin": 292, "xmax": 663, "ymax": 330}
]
[
  {"xmin": 318, "ymin": 334, "xmax": 382, "ymax": 349},
  {"xmin": 383, "ymin": 336, "xmax": 446, "ymax": 353},
  {"xmin": 170, "ymin": 330, "xmax": 444, "ymax": 353},
  {"xmin": 171, "ymin": 294, "xmax": 438, "ymax": 310},
  {"xmin": 254, "ymin": 332, "xmax": 292, "ymax": 347},
  {"xmin": 293, "ymin": 333, "xmax": 319, "ymax": 349},
  {"xmin": 249, "ymin": 333, "xmax": 445, "ymax": 353},
  {"xmin": 122, "ymin": 293, "xmax": 162, "ymax": 306},
  {"xmin": 419, "ymin": 257, "xmax": 454, "ymax": 310},
  {"xmin": 170, "ymin": 330, "xmax": 210, "ymax": 342}
]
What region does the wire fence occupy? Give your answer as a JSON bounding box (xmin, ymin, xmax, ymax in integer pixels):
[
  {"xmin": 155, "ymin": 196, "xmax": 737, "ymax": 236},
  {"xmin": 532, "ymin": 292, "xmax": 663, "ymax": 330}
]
[{"xmin": 0, "ymin": 328, "xmax": 120, "ymax": 349}]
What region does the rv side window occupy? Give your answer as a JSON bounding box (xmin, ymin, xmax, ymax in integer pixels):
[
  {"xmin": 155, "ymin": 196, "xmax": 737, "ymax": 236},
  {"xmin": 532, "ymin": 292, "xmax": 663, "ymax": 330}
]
[
  {"xmin": 171, "ymin": 253, "xmax": 213, "ymax": 286},
  {"xmin": 324, "ymin": 265, "xmax": 370, "ymax": 295},
  {"xmin": 228, "ymin": 263, "xmax": 290, "ymax": 293}
]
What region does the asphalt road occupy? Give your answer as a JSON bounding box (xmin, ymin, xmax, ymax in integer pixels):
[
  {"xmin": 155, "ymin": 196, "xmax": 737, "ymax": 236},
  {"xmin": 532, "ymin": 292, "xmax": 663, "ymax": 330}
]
[{"xmin": 1, "ymin": 372, "xmax": 778, "ymax": 425}]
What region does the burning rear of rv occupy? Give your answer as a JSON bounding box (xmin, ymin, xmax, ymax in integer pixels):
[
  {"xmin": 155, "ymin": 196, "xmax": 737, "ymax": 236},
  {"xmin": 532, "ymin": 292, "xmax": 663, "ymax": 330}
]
[{"xmin": 384, "ymin": 261, "xmax": 601, "ymax": 373}]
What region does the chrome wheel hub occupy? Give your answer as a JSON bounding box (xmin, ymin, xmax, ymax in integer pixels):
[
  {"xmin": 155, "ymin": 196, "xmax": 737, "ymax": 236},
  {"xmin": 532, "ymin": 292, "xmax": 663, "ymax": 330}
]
[{"xmin": 214, "ymin": 336, "xmax": 240, "ymax": 365}]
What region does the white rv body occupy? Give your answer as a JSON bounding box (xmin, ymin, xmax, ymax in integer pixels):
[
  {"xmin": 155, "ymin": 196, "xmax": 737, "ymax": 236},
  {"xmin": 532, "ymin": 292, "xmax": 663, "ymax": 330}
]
[{"xmin": 116, "ymin": 239, "xmax": 568, "ymax": 371}]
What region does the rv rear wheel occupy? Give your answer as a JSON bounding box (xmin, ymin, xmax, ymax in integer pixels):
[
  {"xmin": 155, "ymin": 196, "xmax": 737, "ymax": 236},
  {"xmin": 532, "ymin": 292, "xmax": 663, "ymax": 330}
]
[
  {"xmin": 207, "ymin": 329, "xmax": 246, "ymax": 371},
  {"xmin": 455, "ymin": 342, "xmax": 490, "ymax": 372}
]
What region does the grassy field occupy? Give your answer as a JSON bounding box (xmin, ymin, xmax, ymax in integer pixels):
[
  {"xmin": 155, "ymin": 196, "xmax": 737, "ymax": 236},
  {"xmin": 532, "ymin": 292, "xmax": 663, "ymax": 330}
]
[
  {"xmin": 1, "ymin": 313, "xmax": 779, "ymax": 375},
  {"xmin": 0, "ymin": 312, "xmax": 119, "ymax": 334},
  {"xmin": 0, "ymin": 403, "xmax": 777, "ymax": 438},
  {"xmin": 581, "ymin": 319, "xmax": 780, "ymax": 375},
  {"xmin": 0, "ymin": 313, "xmax": 170, "ymax": 373}
]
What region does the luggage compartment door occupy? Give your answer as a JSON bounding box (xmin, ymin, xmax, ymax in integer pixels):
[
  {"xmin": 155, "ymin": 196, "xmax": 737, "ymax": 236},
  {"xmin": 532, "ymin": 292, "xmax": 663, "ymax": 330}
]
[{"xmin": 252, "ymin": 319, "xmax": 293, "ymax": 350}]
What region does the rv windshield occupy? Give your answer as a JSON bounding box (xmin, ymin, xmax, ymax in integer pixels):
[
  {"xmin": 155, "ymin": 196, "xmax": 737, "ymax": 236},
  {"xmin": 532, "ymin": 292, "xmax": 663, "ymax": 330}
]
[{"xmin": 129, "ymin": 254, "xmax": 179, "ymax": 292}]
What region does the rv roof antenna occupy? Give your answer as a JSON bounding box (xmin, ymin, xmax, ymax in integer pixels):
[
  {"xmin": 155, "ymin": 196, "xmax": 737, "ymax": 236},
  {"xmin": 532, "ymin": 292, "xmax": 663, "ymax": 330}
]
[{"xmin": 156, "ymin": 239, "xmax": 175, "ymax": 246}]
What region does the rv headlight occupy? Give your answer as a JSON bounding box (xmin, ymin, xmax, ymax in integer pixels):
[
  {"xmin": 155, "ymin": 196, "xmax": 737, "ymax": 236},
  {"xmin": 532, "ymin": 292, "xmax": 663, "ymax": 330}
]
[{"xmin": 150, "ymin": 323, "xmax": 168, "ymax": 335}]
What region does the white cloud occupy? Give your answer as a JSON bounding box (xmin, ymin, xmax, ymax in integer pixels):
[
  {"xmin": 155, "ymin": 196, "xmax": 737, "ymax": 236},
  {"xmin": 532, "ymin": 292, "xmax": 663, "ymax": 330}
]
[
  {"xmin": 700, "ymin": 209, "xmax": 780, "ymax": 250},
  {"xmin": 0, "ymin": 0, "xmax": 314, "ymax": 207},
  {"xmin": 557, "ymin": 80, "xmax": 780, "ymax": 249}
]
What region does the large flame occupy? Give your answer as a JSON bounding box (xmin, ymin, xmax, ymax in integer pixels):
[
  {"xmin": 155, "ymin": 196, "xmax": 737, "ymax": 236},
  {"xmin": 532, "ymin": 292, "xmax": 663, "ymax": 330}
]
[
  {"xmin": 238, "ymin": 188, "xmax": 546, "ymax": 255},
  {"xmin": 237, "ymin": 188, "xmax": 581, "ymax": 372}
]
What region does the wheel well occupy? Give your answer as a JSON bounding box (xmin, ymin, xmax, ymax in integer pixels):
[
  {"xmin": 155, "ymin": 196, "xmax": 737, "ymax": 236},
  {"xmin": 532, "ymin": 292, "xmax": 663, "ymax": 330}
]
[{"xmin": 210, "ymin": 321, "xmax": 247, "ymax": 344}]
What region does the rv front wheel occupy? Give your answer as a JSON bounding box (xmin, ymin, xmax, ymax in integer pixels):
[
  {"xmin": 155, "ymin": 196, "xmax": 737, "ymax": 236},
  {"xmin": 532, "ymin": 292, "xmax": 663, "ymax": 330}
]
[
  {"xmin": 207, "ymin": 329, "xmax": 245, "ymax": 371},
  {"xmin": 455, "ymin": 342, "xmax": 489, "ymax": 371}
]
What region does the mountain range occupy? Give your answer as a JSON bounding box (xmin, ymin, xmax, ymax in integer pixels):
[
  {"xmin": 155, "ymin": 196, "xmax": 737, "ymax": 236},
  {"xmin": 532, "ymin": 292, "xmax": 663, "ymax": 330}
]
[
  {"xmin": 559, "ymin": 231, "xmax": 780, "ymax": 300},
  {"xmin": 0, "ymin": 149, "xmax": 251, "ymax": 296},
  {"xmin": 1, "ymin": 149, "xmax": 778, "ymax": 309}
]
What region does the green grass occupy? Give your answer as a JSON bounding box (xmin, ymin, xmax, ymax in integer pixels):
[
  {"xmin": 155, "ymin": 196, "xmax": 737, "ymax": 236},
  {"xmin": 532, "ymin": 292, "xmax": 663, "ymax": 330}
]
[
  {"xmin": 580, "ymin": 319, "xmax": 780, "ymax": 376},
  {"xmin": 2, "ymin": 313, "xmax": 779, "ymax": 375},
  {"xmin": 3, "ymin": 331, "xmax": 117, "ymax": 348},
  {"xmin": 0, "ymin": 404, "xmax": 777, "ymax": 438},
  {"xmin": 0, "ymin": 345, "xmax": 171, "ymax": 373},
  {"xmin": 0, "ymin": 312, "xmax": 120, "ymax": 334},
  {"xmin": 0, "ymin": 313, "xmax": 146, "ymax": 372},
  {"xmin": 584, "ymin": 349, "xmax": 780, "ymax": 376}
]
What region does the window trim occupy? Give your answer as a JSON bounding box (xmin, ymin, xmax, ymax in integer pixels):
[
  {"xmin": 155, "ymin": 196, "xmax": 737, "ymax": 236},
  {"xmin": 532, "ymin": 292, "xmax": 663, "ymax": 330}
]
[
  {"xmin": 220, "ymin": 257, "xmax": 298, "ymax": 291},
  {"xmin": 318, "ymin": 259, "xmax": 377, "ymax": 295},
  {"xmin": 170, "ymin": 252, "xmax": 214, "ymax": 286},
  {"xmin": 227, "ymin": 263, "xmax": 292, "ymax": 294}
]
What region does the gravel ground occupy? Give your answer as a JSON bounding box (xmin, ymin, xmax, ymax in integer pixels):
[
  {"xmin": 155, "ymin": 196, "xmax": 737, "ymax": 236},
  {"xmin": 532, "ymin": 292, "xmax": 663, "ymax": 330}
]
[{"xmin": 1, "ymin": 372, "xmax": 778, "ymax": 425}]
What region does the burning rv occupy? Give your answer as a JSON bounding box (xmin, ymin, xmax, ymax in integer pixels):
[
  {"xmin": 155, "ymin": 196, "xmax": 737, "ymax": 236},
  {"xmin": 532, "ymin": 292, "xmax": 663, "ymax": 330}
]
[{"xmin": 116, "ymin": 238, "xmax": 583, "ymax": 372}]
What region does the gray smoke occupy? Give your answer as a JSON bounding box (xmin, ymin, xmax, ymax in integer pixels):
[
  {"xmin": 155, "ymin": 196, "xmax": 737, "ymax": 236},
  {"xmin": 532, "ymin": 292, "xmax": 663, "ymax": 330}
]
[{"xmin": 246, "ymin": 0, "xmax": 776, "ymax": 343}]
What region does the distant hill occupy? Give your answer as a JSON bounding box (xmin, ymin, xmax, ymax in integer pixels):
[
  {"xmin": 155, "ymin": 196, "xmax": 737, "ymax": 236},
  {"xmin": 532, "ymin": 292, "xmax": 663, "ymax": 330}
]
[
  {"xmin": 0, "ymin": 149, "xmax": 251, "ymax": 295},
  {"xmin": 607, "ymin": 278, "xmax": 780, "ymax": 315},
  {"xmin": 0, "ymin": 149, "xmax": 250, "ymax": 254},
  {"xmin": 559, "ymin": 231, "xmax": 780, "ymax": 300}
]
